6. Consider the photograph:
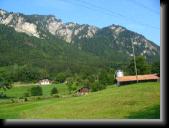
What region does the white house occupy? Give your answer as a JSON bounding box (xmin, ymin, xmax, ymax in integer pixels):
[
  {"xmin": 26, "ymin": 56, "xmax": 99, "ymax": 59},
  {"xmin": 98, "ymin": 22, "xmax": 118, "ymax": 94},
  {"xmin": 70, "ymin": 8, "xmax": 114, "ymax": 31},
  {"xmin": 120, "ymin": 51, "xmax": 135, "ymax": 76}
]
[
  {"xmin": 38, "ymin": 79, "xmax": 51, "ymax": 85},
  {"xmin": 114, "ymin": 70, "xmax": 124, "ymax": 78}
]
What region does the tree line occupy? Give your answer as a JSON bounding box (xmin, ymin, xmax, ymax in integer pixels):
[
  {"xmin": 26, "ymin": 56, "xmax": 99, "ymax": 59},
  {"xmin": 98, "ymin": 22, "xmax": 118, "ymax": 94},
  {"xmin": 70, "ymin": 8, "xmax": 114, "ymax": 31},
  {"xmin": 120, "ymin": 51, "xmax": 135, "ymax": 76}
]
[{"xmin": 0, "ymin": 55, "xmax": 160, "ymax": 95}]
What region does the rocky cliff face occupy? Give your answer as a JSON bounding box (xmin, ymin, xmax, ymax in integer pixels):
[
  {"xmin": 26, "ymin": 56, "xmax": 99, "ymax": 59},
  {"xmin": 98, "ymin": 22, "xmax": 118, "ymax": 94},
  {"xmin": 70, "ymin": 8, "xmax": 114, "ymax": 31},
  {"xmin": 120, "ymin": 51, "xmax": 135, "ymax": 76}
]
[
  {"xmin": 0, "ymin": 9, "xmax": 99, "ymax": 43},
  {"xmin": 0, "ymin": 9, "xmax": 40, "ymax": 37},
  {"xmin": 0, "ymin": 9, "xmax": 160, "ymax": 60}
]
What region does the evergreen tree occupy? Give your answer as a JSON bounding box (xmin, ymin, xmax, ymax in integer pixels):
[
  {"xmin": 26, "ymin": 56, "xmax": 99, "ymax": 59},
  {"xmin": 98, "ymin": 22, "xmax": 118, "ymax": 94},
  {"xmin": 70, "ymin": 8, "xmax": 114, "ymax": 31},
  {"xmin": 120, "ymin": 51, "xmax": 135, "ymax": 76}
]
[
  {"xmin": 51, "ymin": 87, "xmax": 58, "ymax": 95},
  {"xmin": 127, "ymin": 56, "xmax": 151, "ymax": 75},
  {"xmin": 151, "ymin": 61, "xmax": 160, "ymax": 74},
  {"xmin": 30, "ymin": 86, "xmax": 43, "ymax": 96}
]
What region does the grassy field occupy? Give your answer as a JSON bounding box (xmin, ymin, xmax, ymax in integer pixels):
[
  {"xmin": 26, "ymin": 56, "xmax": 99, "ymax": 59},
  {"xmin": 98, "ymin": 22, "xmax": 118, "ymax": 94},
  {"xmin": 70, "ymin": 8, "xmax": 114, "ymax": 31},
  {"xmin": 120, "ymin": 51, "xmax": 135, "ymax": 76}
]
[
  {"xmin": 0, "ymin": 83, "xmax": 68, "ymax": 98},
  {"xmin": 0, "ymin": 82, "xmax": 160, "ymax": 119}
]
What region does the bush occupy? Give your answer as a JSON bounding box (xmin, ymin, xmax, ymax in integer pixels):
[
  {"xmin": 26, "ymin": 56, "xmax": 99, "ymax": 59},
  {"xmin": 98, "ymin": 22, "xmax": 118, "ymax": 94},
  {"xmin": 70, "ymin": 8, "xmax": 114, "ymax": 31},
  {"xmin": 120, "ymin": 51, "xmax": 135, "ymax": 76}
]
[
  {"xmin": 11, "ymin": 98, "xmax": 15, "ymax": 103},
  {"xmin": 52, "ymin": 94, "xmax": 60, "ymax": 98},
  {"xmin": 23, "ymin": 92, "xmax": 30, "ymax": 97},
  {"xmin": 98, "ymin": 70, "xmax": 109, "ymax": 85},
  {"xmin": 24, "ymin": 97, "xmax": 28, "ymax": 101},
  {"xmin": 55, "ymin": 72, "xmax": 67, "ymax": 83},
  {"xmin": 91, "ymin": 80, "xmax": 105, "ymax": 92},
  {"xmin": 0, "ymin": 77, "xmax": 12, "ymax": 90},
  {"xmin": 66, "ymin": 77, "xmax": 74, "ymax": 94},
  {"xmin": 30, "ymin": 86, "xmax": 43, "ymax": 96},
  {"xmin": 0, "ymin": 92, "xmax": 7, "ymax": 98},
  {"xmin": 51, "ymin": 87, "xmax": 58, "ymax": 95}
]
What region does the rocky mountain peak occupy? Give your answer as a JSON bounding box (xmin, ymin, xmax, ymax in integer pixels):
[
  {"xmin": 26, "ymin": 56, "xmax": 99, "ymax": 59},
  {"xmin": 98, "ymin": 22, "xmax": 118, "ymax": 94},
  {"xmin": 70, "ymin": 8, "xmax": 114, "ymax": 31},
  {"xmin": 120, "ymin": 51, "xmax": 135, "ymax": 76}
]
[
  {"xmin": 0, "ymin": 9, "xmax": 7, "ymax": 15},
  {"xmin": 0, "ymin": 9, "xmax": 159, "ymax": 60},
  {"xmin": 0, "ymin": 9, "xmax": 101, "ymax": 43}
]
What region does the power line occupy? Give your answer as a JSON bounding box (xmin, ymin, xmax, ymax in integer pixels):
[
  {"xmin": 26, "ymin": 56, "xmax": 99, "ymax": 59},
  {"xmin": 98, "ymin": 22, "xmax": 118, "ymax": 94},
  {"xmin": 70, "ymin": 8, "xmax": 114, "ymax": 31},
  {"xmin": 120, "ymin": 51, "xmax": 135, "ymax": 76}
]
[
  {"xmin": 62, "ymin": 0, "xmax": 119, "ymax": 18},
  {"xmin": 77, "ymin": 0, "xmax": 124, "ymax": 18},
  {"xmin": 63, "ymin": 0, "xmax": 160, "ymax": 30},
  {"xmin": 77, "ymin": 0, "xmax": 160, "ymax": 30},
  {"xmin": 130, "ymin": 0, "xmax": 160, "ymax": 15}
]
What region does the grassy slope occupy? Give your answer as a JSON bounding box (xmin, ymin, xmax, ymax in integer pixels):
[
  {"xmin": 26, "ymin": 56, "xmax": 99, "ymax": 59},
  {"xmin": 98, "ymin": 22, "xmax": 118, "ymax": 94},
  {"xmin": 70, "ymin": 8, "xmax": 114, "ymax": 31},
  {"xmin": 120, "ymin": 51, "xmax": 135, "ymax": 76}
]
[
  {"xmin": 0, "ymin": 83, "xmax": 68, "ymax": 98},
  {"xmin": 0, "ymin": 82, "xmax": 160, "ymax": 119}
]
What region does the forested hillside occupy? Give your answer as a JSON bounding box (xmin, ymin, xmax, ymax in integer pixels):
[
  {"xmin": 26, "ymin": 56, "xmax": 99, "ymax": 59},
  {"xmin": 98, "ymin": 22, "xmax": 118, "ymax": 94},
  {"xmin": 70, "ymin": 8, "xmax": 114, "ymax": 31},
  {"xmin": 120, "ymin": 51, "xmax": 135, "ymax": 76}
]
[
  {"xmin": 0, "ymin": 9, "xmax": 160, "ymax": 84},
  {"xmin": 0, "ymin": 24, "xmax": 105, "ymax": 82}
]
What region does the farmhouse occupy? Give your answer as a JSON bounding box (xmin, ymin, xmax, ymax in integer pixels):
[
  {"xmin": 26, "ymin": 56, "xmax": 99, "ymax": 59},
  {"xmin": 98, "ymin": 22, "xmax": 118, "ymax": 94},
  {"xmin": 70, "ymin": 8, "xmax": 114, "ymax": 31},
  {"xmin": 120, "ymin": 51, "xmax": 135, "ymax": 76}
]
[
  {"xmin": 116, "ymin": 74, "xmax": 160, "ymax": 86},
  {"xmin": 76, "ymin": 87, "xmax": 90, "ymax": 96},
  {"xmin": 38, "ymin": 79, "xmax": 51, "ymax": 85}
]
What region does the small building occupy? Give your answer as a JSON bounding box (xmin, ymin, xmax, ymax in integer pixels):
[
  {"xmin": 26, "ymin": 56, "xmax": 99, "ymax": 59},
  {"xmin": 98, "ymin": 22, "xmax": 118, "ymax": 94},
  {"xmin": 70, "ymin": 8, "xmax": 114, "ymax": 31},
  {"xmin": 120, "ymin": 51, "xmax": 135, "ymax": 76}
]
[
  {"xmin": 116, "ymin": 74, "xmax": 160, "ymax": 86},
  {"xmin": 75, "ymin": 87, "xmax": 90, "ymax": 96},
  {"xmin": 115, "ymin": 70, "xmax": 124, "ymax": 78},
  {"xmin": 38, "ymin": 79, "xmax": 51, "ymax": 85}
]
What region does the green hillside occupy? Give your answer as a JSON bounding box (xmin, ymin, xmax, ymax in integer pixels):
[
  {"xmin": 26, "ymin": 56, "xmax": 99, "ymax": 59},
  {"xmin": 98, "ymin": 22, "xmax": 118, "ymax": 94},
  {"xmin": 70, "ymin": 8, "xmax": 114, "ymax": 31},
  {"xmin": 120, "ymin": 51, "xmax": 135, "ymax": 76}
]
[
  {"xmin": 0, "ymin": 82, "xmax": 160, "ymax": 119},
  {"xmin": 0, "ymin": 24, "xmax": 105, "ymax": 81},
  {"xmin": 0, "ymin": 9, "xmax": 160, "ymax": 84},
  {"xmin": 0, "ymin": 24, "xmax": 160, "ymax": 83},
  {"xmin": 76, "ymin": 26, "xmax": 160, "ymax": 63}
]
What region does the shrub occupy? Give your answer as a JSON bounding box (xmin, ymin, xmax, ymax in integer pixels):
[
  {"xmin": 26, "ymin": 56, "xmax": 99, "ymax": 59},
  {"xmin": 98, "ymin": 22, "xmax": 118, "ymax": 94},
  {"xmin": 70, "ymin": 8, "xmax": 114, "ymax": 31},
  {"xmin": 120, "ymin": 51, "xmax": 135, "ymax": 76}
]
[
  {"xmin": 37, "ymin": 96, "xmax": 41, "ymax": 100},
  {"xmin": 0, "ymin": 77, "xmax": 12, "ymax": 90},
  {"xmin": 98, "ymin": 70, "xmax": 109, "ymax": 85},
  {"xmin": 24, "ymin": 97, "xmax": 28, "ymax": 101},
  {"xmin": 11, "ymin": 98, "xmax": 15, "ymax": 103},
  {"xmin": 23, "ymin": 92, "xmax": 30, "ymax": 97},
  {"xmin": 55, "ymin": 72, "xmax": 67, "ymax": 83},
  {"xmin": 66, "ymin": 77, "xmax": 74, "ymax": 94},
  {"xmin": 91, "ymin": 80, "xmax": 105, "ymax": 92},
  {"xmin": 30, "ymin": 86, "xmax": 43, "ymax": 96},
  {"xmin": 51, "ymin": 87, "xmax": 58, "ymax": 95},
  {"xmin": 52, "ymin": 94, "xmax": 60, "ymax": 98},
  {"xmin": 0, "ymin": 92, "xmax": 7, "ymax": 98}
]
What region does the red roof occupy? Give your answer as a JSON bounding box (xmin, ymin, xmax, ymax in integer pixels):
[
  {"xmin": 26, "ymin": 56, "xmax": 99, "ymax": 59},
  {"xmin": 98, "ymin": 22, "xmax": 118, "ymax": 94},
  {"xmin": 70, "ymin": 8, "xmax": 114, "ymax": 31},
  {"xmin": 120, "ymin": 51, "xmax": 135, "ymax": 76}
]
[{"xmin": 116, "ymin": 74, "xmax": 159, "ymax": 82}]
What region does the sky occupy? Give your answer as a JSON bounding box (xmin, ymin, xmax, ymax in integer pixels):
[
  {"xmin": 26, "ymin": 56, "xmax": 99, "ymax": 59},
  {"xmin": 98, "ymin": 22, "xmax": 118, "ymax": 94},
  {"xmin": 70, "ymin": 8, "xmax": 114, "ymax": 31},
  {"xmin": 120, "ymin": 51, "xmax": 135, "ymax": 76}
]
[{"xmin": 0, "ymin": 0, "xmax": 160, "ymax": 46}]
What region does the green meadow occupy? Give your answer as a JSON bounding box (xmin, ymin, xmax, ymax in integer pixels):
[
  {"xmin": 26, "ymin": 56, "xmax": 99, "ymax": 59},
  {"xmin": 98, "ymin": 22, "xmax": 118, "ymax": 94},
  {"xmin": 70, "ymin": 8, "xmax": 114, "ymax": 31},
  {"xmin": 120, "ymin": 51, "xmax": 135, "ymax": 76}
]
[
  {"xmin": 1, "ymin": 83, "xmax": 68, "ymax": 98},
  {"xmin": 0, "ymin": 82, "xmax": 160, "ymax": 119}
]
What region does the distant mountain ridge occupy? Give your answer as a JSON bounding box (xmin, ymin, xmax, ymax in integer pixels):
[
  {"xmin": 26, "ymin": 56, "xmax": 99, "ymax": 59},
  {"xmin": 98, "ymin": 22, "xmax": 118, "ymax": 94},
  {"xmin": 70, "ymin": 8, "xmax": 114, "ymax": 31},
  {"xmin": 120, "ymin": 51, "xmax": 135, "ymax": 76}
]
[
  {"xmin": 0, "ymin": 9, "xmax": 99, "ymax": 42},
  {"xmin": 0, "ymin": 9, "xmax": 160, "ymax": 63}
]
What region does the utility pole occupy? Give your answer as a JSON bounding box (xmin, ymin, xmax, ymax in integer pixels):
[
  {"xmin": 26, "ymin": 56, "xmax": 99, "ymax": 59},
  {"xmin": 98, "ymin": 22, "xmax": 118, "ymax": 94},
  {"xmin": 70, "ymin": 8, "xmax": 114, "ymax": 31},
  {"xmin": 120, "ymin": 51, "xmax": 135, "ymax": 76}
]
[{"xmin": 132, "ymin": 39, "xmax": 138, "ymax": 83}]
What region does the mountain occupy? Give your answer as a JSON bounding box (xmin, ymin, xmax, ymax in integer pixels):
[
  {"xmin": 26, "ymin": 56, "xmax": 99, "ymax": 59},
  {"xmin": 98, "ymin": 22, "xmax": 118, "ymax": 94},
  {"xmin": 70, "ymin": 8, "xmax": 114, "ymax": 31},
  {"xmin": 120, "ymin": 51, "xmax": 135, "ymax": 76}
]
[
  {"xmin": 78, "ymin": 24, "xmax": 160, "ymax": 62},
  {"xmin": 0, "ymin": 23, "xmax": 109, "ymax": 82},
  {"xmin": 0, "ymin": 9, "xmax": 98, "ymax": 42},
  {"xmin": 0, "ymin": 9, "xmax": 160, "ymax": 61},
  {"xmin": 0, "ymin": 9, "xmax": 160, "ymax": 81}
]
